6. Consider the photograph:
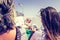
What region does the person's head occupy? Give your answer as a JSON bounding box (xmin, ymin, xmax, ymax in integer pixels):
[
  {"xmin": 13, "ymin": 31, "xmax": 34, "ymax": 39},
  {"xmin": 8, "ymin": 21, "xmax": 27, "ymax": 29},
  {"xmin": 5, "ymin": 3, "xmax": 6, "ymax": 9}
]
[
  {"xmin": 0, "ymin": 0, "xmax": 16, "ymax": 34},
  {"xmin": 40, "ymin": 7, "xmax": 60, "ymax": 37},
  {"xmin": 32, "ymin": 24, "xmax": 38, "ymax": 31}
]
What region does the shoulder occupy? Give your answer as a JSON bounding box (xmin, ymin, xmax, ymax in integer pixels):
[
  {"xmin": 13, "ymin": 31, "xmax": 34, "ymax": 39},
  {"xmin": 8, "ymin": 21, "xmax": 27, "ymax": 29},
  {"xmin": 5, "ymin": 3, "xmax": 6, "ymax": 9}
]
[{"xmin": 30, "ymin": 30, "xmax": 46, "ymax": 40}]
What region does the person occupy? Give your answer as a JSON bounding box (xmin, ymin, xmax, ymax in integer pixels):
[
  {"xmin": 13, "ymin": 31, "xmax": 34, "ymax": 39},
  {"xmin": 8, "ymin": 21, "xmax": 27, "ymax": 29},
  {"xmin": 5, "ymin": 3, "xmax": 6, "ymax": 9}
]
[
  {"xmin": 28, "ymin": 24, "xmax": 38, "ymax": 40},
  {"xmin": 40, "ymin": 7, "xmax": 60, "ymax": 40},
  {"xmin": 24, "ymin": 18, "xmax": 32, "ymax": 39},
  {"xmin": 0, "ymin": 0, "xmax": 21, "ymax": 40},
  {"xmin": 30, "ymin": 7, "xmax": 60, "ymax": 40}
]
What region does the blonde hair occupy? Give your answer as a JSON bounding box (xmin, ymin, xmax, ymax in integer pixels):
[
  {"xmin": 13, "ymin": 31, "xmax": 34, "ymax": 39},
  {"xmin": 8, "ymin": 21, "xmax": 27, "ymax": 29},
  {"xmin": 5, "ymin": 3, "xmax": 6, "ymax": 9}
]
[{"xmin": 0, "ymin": 0, "xmax": 16, "ymax": 34}]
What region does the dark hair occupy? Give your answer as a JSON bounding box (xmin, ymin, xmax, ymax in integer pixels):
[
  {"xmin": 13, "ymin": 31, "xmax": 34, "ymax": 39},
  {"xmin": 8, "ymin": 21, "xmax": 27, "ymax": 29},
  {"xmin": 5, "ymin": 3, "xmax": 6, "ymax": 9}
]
[
  {"xmin": 0, "ymin": 0, "xmax": 15, "ymax": 34},
  {"xmin": 40, "ymin": 7, "xmax": 60, "ymax": 40}
]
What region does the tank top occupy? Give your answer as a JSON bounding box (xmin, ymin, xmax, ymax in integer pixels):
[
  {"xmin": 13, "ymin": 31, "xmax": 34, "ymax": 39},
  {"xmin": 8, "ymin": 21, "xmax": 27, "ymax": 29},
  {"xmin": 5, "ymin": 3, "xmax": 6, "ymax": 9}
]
[{"xmin": 15, "ymin": 27, "xmax": 21, "ymax": 40}]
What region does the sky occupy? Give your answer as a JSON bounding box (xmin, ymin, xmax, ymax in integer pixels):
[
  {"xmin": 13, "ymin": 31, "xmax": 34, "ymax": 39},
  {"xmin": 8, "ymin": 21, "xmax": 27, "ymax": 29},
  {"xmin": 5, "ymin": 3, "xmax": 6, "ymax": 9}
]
[{"xmin": 14, "ymin": 0, "xmax": 60, "ymax": 17}]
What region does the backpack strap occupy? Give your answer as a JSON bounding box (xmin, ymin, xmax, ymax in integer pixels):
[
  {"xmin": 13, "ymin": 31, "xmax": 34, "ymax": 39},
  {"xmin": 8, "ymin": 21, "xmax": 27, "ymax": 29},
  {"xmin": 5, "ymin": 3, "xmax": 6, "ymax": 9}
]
[{"xmin": 15, "ymin": 27, "xmax": 21, "ymax": 40}]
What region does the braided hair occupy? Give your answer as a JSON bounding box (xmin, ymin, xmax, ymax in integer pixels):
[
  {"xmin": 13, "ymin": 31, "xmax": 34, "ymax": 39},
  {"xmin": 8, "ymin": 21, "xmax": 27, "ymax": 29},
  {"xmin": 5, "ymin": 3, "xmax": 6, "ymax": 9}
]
[{"xmin": 0, "ymin": 0, "xmax": 16, "ymax": 34}]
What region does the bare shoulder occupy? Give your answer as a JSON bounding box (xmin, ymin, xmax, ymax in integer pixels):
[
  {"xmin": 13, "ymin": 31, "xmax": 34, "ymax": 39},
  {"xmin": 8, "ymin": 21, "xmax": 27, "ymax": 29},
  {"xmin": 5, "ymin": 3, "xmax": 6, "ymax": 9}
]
[{"xmin": 0, "ymin": 27, "xmax": 16, "ymax": 40}]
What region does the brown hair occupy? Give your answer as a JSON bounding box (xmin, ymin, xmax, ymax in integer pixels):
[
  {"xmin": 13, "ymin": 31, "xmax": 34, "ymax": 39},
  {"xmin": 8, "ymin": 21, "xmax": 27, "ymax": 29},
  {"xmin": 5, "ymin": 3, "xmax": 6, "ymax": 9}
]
[{"xmin": 40, "ymin": 7, "xmax": 60, "ymax": 40}]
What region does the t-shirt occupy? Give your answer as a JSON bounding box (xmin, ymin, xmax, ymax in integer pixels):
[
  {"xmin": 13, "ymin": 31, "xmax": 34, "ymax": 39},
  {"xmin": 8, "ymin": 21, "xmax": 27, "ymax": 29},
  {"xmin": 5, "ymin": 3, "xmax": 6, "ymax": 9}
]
[
  {"xmin": 30, "ymin": 30, "xmax": 46, "ymax": 40},
  {"xmin": 26, "ymin": 29, "xmax": 32, "ymax": 38}
]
